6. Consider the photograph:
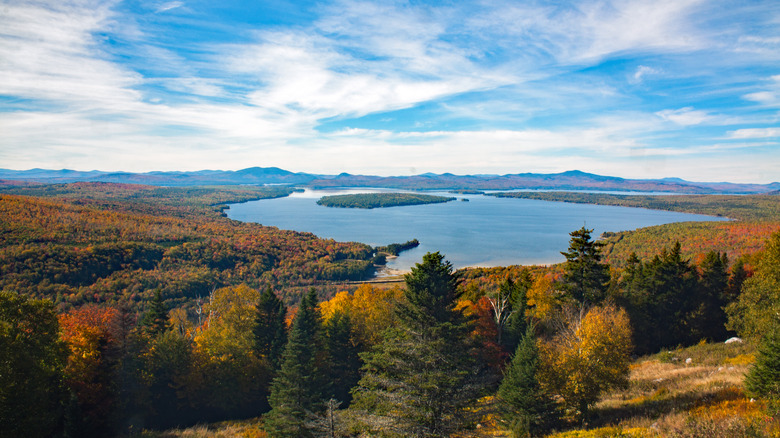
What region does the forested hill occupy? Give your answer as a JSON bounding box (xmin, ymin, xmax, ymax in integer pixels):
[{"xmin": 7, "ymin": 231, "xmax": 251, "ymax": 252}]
[
  {"xmin": 488, "ymin": 191, "xmax": 780, "ymax": 222},
  {"xmin": 2, "ymin": 167, "xmax": 779, "ymax": 193},
  {"xmin": 0, "ymin": 183, "xmax": 381, "ymax": 311}
]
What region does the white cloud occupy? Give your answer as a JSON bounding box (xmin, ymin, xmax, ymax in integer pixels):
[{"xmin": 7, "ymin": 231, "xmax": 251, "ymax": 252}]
[
  {"xmin": 632, "ymin": 65, "xmax": 660, "ymax": 83},
  {"xmin": 727, "ymin": 128, "xmax": 780, "ymax": 139},
  {"xmin": 463, "ymin": 0, "xmax": 706, "ymax": 66},
  {"xmin": 743, "ymin": 75, "xmax": 780, "ymax": 107},
  {"xmin": 221, "ymin": 4, "xmax": 513, "ymax": 123},
  {"xmin": 656, "ymin": 107, "xmax": 715, "ymax": 126},
  {"xmin": 156, "ymin": 2, "xmax": 184, "ymax": 13}
]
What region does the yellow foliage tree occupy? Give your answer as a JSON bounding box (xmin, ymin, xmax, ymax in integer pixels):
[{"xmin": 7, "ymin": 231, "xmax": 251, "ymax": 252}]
[
  {"xmin": 526, "ymin": 273, "xmax": 565, "ymax": 321},
  {"xmin": 195, "ymin": 284, "xmax": 260, "ymax": 358},
  {"xmin": 540, "ymin": 304, "xmax": 633, "ymax": 420},
  {"xmin": 319, "ymin": 284, "xmax": 404, "ymax": 347}
]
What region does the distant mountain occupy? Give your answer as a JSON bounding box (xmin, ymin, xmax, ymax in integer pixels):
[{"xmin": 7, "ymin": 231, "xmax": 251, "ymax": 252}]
[
  {"xmin": 0, "ymin": 167, "xmax": 317, "ymax": 186},
  {"xmin": 306, "ymin": 170, "xmax": 780, "ymax": 194},
  {"xmin": 0, "ymin": 167, "xmax": 778, "ymax": 194}
]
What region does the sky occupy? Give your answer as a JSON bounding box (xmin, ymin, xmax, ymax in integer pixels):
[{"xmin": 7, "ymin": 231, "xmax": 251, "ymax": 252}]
[{"xmin": 1, "ymin": 0, "xmax": 779, "ymax": 183}]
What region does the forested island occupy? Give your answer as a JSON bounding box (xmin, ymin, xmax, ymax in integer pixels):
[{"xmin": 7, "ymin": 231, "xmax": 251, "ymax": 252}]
[
  {"xmin": 316, "ymin": 192, "xmax": 455, "ymax": 209},
  {"xmin": 2, "ymin": 181, "xmax": 780, "ymax": 437}
]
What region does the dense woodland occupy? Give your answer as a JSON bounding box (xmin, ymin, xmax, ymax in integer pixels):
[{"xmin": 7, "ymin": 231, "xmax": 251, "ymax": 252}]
[
  {"xmin": 2, "ymin": 182, "xmax": 780, "ymax": 437},
  {"xmin": 316, "ymin": 192, "xmax": 455, "ymax": 209},
  {"xmin": 0, "ymin": 184, "xmax": 379, "ymax": 311}
]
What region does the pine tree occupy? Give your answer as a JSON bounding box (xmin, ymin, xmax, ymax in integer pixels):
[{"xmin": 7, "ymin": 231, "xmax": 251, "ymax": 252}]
[
  {"xmin": 497, "ymin": 326, "xmax": 558, "ymax": 437},
  {"xmin": 620, "ymin": 243, "xmax": 698, "ymax": 353},
  {"xmin": 141, "ymin": 289, "xmax": 168, "ymax": 337},
  {"xmin": 501, "ymin": 273, "xmax": 532, "ymax": 355},
  {"xmin": 351, "ymin": 252, "xmax": 485, "ymax": 437},
  {"xmin": 690, "ymin": 251, "xmax": 730, "ymax": 342},
  {"xmin": 726, "ymin": 258, "xmax": 748, "ymax": 301},
  {"xmin": 560, "ymin": 227, "xmax": 610, "ymax": 306},
  {"xmin": 264, "ymin": 289, "xmax": 326, "ymax": 437},
  {"xmin": 745, "ymin": 321, "xmax": 780, "ymax": 413},
  {"xmin": 324, "ymin": 309, "xmax": 361, "ymax": 407},
  {"xmin": 254, "ymin": 286, "xmax": 288, "ymax": 370}
]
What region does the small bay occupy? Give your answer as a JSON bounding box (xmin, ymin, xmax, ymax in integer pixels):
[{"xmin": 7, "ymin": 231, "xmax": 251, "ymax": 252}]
[{"xmin": 226, "ymin": 188, "xmax": 728, "ymax": 273}]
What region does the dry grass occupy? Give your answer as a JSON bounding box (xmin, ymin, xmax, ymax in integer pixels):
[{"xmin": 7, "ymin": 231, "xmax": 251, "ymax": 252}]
[
  {"xmin": 545, "ymin": 340, "xmax": 780, "ymax": 437},
  {"xmin": 137, "ymin": 420, "xmax": 267, "ymax": 438}
]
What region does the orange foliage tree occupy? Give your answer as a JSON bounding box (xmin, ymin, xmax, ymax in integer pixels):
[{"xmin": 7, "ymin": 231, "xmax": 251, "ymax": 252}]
[{"xmin": 59, "ymin": 305, "xmax": 121, "ymax": 435}]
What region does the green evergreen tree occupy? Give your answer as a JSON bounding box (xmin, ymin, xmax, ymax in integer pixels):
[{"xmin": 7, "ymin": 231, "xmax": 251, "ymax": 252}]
[
  {"xmin": 745, "ymin": 321, "xmax": 780, "ymax": 413},
  {"xmin": 653, "ymin": 242, "xmax": 699, "ymax": 347},
  {"xmin": 324, "ymin": 309, "xmax": 362, "ymax": 407},
  {"xmin": 264, "ymin": 289, "xmax": 326, "ymax": 437},
  {"xmin": 139, "ymin": 330, "xmax": 193, "ymax": 429},
  {"xmin": 351, "ymin": 252, "xmax": 485, "ymax": 437},
  {"xmin": 690, "ymin": 251, "xmax": 730, "ymax": 342},
  {"xmin": 560, "ymin": 227, "xmax": 610, "ymax": 306},
  {"xmin": 619, "ymin": 242, "xmax": 702, "ymax": 353},
  {"xmin": 142, "ymin": 289, "xmax": 168, "ymax": 336},
  {"xmin": 497, "ymin": 326, "xmax": 558, "ymax": 437},
  {"xmin": 726, "ymin": 258, "xmax": 748, "ymax": 301},
  {"xmin": 254, "ymin": 286, "xmax": 288, "ymax": 370},
  {"xmin": 501, "ymin": 273, "xmax": 532, "ymax": 355}
]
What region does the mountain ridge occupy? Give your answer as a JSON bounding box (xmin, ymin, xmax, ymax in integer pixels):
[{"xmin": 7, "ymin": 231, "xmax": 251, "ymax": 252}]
[{"xmin": 0, "ymin": 167, "xmax": 778, "ymax": 194}]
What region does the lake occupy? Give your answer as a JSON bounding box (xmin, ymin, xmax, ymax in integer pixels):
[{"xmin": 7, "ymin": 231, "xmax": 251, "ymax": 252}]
[{"xmin": 226, "ymin": 188, "xmax": 728, "ymax": 273}]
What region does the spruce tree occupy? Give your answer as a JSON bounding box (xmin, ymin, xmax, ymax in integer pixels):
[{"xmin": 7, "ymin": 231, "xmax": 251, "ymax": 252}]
[
  {"xmin": 745, "ymin": 321, "xmax": 780, "ymax": 413},
  {"xmin": 324, "ymin": 309, "xmax": 361, "ymax": 407},
  {"xmin": 691, "ymin": 251, "xmax": 730, "ymax": 342},
  {"xmin": 560, "ymin": 227, "xmax": 610, "ymax": 306},
  {"xmin": 254, "ymin": 286, "xmax": 288, "ymax": 370},
  {"xmin": 351, "ymin": 252, "xmax": 485, "ymax": 437},
  {"xmin": 498, "ymin": 326, "xmax": 558, "ymax": 437},
  {"xmin": 726, "ymin": 258, "xmax": 748, "ymax": 301},
  {"xmin": 501, "ymin": 273, "xmax": 532, "ymax": 355},
  {"xmin": 141, "ymin": 289, "xmax": 168, "ymax": 336},
  {"xmin": 264, "ymin": 289, "xmax": 326, "ymax": 438}
]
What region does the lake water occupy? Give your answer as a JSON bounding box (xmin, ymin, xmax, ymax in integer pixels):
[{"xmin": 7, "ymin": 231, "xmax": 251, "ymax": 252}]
[{"xmin": 226, "ymin": 188, "xmax": 728, "ymax": 273}]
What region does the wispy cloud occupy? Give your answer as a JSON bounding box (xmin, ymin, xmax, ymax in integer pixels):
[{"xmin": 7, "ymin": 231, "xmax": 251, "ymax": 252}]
[
  {"xmin": 632, "ymin": 65, "xmax": 661, "ymax": 83},
  {"xmin": 156, "ymin": 2, "xmax": 184, "ymax": 13},
  {"xmin": 727, "ymin": 128, "xmax": 780, "ymax": 139},
  {"xmin": 656, "ymin": 107, "xmax": 716, "ymax": 126},
  {"xmin": 743, "ymin": 75, "xmax": 780, "ymax": 107}
]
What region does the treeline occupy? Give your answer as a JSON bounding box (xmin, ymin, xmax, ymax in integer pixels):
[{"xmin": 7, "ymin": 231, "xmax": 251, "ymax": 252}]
[
  {"xmin": 0, "ymin": 186, "xmax": 380, "ymax": 311},
  {"xmin": 316, "ymin": 192, "xmax": 455, "ymax": 209},
  {"xmin": 488, "ymin": 191, "xmax": 780, "ymax": 222},
  {"xmin": 6, "ymin": 227, "xmax": 780, "ymax": 436}
]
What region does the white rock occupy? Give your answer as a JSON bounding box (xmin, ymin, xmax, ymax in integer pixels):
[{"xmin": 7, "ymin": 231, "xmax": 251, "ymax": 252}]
[
  {"xmin": 685, "ymin": 357, "xmax": 692, "ymax": 364},
  {"xmin": 725, "ymin": 337, "xmax": 743, "ymax": 344}
]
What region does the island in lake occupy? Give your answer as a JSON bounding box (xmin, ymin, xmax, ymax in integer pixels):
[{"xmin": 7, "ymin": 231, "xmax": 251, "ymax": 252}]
[{"xmin": 316, "ymin": 192, "xmax": 456, "ymax": 209}]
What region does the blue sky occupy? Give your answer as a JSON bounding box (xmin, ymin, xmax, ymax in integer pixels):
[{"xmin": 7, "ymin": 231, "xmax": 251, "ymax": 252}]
[{"xmin": 1, "ymin": 0, "xmax": 779, "ymax": 183}]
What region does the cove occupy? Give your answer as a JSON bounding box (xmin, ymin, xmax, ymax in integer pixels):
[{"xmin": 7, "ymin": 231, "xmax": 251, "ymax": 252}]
[{"xmin": 225, "ymin": 189, "xmax": 728, "ymax": 273}]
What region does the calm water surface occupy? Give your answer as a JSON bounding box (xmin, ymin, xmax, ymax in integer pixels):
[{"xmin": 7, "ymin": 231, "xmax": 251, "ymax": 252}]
[{"xmin": 226, "ymin": 189, "xmax": 727, "ymax": 273}]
